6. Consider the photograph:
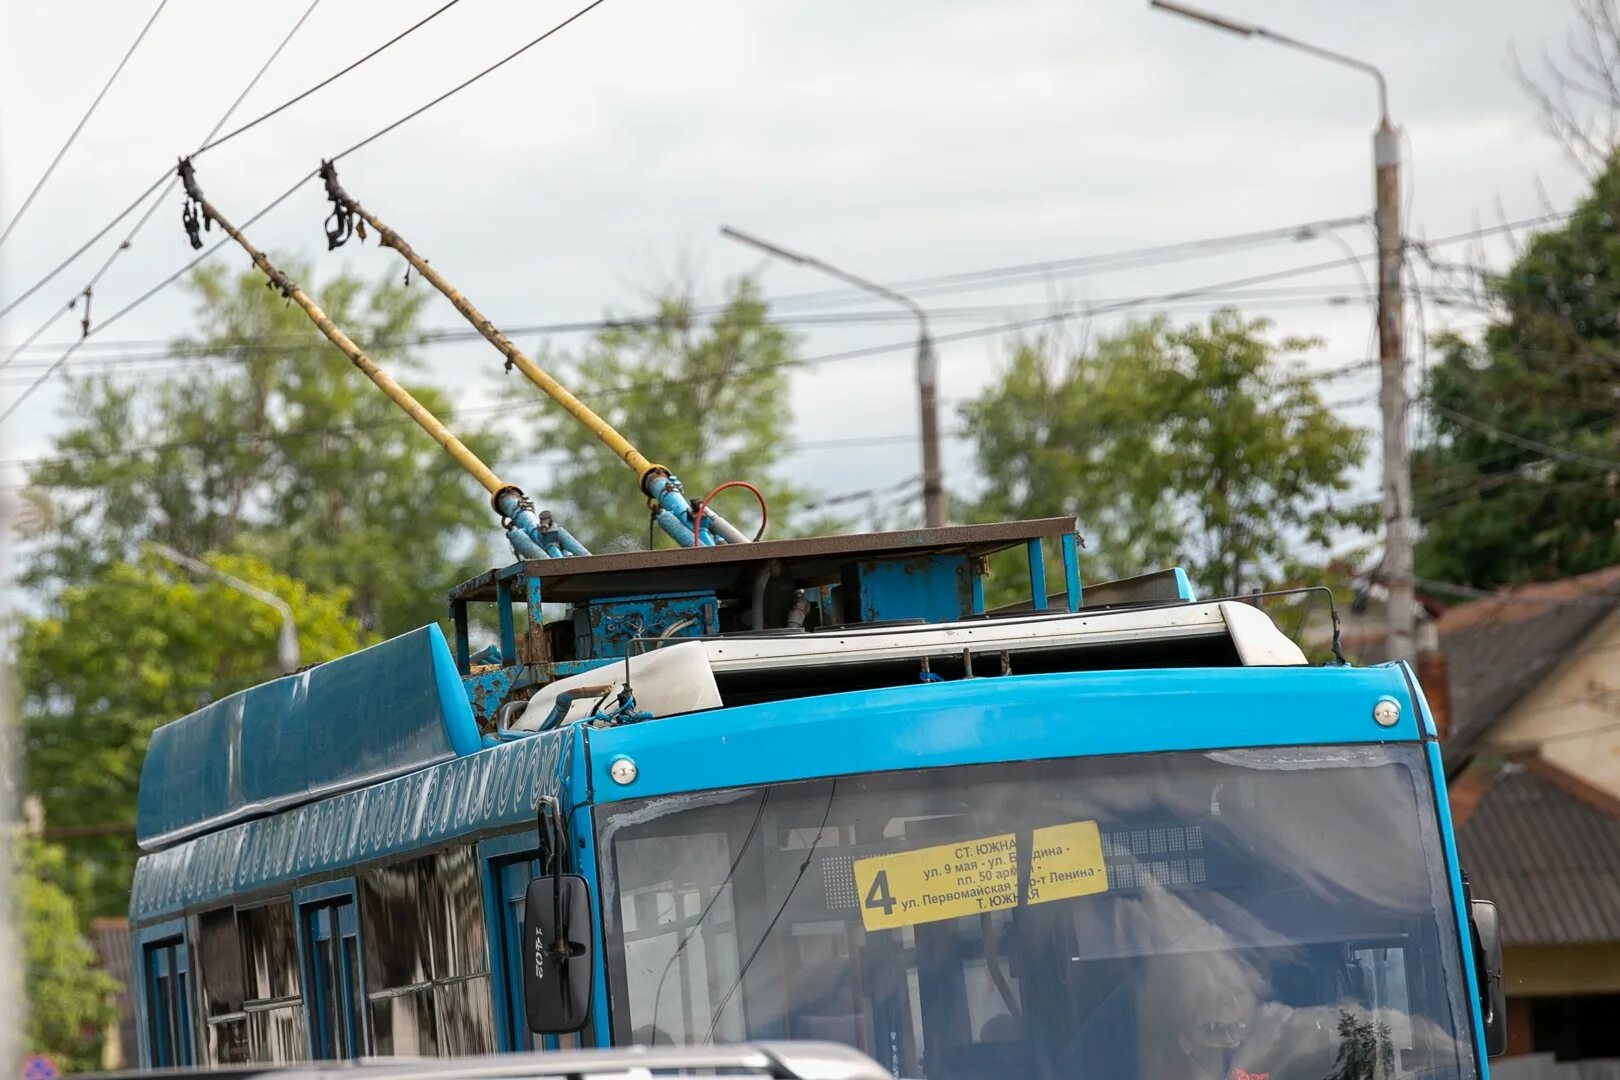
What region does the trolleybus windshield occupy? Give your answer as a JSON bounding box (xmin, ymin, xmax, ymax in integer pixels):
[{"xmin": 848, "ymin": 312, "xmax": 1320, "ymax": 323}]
[{"xmin": 599, "ymin": 745, "xmax": 1478, "ymax": 1080}]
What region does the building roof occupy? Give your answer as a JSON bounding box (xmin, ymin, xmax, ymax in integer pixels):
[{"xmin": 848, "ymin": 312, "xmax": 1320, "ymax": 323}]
[
  {"xmin": 1455, "ymin": 762, "xmax": 1620, "ymax": 946},
  {"xmin": 1438, "ymin": 564, "xmax": 1620, "ymax": 757},
  {"xmin": 90, "ymin": 917, "xmax": 136, "ymax": 1067}
]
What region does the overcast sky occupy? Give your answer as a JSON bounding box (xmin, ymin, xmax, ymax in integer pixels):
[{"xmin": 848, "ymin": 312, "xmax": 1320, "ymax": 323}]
[{"xmin": 0, "ymin": 0, "xmax": 1591, "ymax": 551}]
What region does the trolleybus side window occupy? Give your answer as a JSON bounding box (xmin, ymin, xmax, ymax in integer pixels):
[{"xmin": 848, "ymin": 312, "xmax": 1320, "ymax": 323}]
[
  {"xmin": 142, "ymin": 935, "xmax": 194, "ymax": 1067},
  {"xmin": 359, "ymin": 844, "xmax": 496, "ymax": 1055},
  {"xmin": 196, "ymin": 900, "xmax": 306, "ymax": 1065}
]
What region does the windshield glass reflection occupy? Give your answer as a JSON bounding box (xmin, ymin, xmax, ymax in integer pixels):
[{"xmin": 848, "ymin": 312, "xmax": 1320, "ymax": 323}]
[{"xmin": 598, "ymin": 745, "xmax": 1476, "ymax": 1080}]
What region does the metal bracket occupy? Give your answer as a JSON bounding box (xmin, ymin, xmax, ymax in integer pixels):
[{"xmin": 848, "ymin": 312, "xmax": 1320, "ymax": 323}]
[{"xmin": 320, "ymin": 160, "xmax": 357, "ymax": 250}]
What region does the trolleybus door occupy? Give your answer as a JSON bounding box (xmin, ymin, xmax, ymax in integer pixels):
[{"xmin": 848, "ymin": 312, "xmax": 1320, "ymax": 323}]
[
  {"xmin": 299, "ymin": 890, "xmax": 366, "ymax": 1059},
  {"xmin": 142, "ymin": 934, "xmax": 194, "ymax": 1067}
]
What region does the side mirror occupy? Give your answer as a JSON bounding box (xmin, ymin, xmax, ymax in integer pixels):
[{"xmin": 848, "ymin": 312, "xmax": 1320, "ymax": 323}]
[
  {"xmin": 524, "ymin": 874, "xmax": 593, "ymax": 1034},
  {"xmin": 1470, "ymin": 899, "xmax": 1506, "ymax": 1057}
]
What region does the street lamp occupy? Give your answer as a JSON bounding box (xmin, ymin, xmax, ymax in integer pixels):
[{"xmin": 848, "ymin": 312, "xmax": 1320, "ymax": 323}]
[
  {"xmin": 720, "ymin": 225, "xmax": 947, "ymax": 528},
  {"xmin": 1150, "ymin": 0, "xmax": 1414, "ymax": 663},
  {"xmin": 148, "ymin": 542, "xmax": 300, "ymax": 673}
]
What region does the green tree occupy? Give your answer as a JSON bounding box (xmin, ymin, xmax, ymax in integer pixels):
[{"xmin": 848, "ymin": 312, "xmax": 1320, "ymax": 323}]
[
  {"xmin": 961, "ymin": 310, "xmax": 1373, "ymax": 597},
  {"xmin": 16, "ymin": 837, "xmax": 118, "ymax": 1072},
  {"xmin": 518, "ymin": 277, "xmax": 806, "ymax": 550},
  {"xmin": 23, "ymin": 263, "xmax": 506, "ymax": 636},
  {"xmin": 1414, "ymin": 157, "xmax": 1620, "ymax": 588},
  {"xmin": 19, "ymin": 554, "xmax": 366, "ymax": 916}
]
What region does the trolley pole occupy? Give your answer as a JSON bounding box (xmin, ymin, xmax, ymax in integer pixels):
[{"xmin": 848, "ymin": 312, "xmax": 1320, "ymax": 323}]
[
  {"xmin": 1149, "ymin": 1, "xmax": 1413, "ymax": 661},
  {"xmin": 175, "ymin": 159, "xmax": 553, "ymax": 562}
]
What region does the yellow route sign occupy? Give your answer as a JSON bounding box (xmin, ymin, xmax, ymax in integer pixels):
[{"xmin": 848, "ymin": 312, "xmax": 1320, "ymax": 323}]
[
  {"xmin": 1028, "ymin": 820, "xmax": 1107, "ymax": 905},
  {"xmin": 851, "ymin": 821, "xmax": 1108, "ymax": 931},
  {"xmin": 852, "ymin": 833, "xmax": 1019, "ymax": 931}
]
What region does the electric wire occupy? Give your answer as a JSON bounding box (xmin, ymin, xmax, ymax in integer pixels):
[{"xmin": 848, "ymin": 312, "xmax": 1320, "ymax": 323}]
[
  {"xmin": 0, "ymin": 0, "xmax": 326, "ymax": 377},
  {"xmin": 0, "ymin": 171, "xmax": 170, "ymax": 323},
  {"xmin": 323, "ymin": 0, "xmax": 612, "ymax": 165},
  {"xmin": 0, "ymin": 306, "xmax": 72, "ymax": 374},
  {"xmin": 192, "ymin": 0, "xmax": 468, "ymax": 157},
  {"xmin": 1, "ymin": 0, "xmax": 459, "ymax": 326},
  {"xmin": 2, "ymin": 0, "xmax": 615, "ymax": 419},
  {"xmin": 1431, "ymin": 404, "xmax": 1620, "ymax": 471},
  {"xmin": 0, "ymin": 172, "xmax": 317, "ymax": 426},
  {"xmin": 762, "ymin": 215, "xmax": 1371, "ymax": 311},
  {"xmin": 0, "ymin": 0, "xmax": 171, "ymax": 252},
  {"xmin": 86, "ymin": 0, "xmax": 326, "ymax": 299}
]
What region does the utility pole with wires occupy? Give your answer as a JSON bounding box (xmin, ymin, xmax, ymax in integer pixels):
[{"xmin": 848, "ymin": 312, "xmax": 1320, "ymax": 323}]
[
  {"xmin": 719, "ymin": 225, "xmax": 948, "ymax": 528},
  {"xmin": 1149, "ymin": 0, "xmax": 1414, "ymax": 662}
]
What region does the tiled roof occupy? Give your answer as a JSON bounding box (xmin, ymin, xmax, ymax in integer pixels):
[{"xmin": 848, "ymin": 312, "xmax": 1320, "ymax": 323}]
[
  {"xmin": 90, "ymin": 917, "xmax": 136, "ymax": 1066},
  {"xmin": 1438, "ymin": 565, "xmax": 1620, "ymax": 758},
  {"xmin": 1455, "ymin": 763, "xmax": 1620, "ymax": 945}
]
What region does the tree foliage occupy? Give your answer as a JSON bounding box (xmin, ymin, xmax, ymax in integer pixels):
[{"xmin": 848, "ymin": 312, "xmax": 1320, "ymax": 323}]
[
  {"xmin": 16, "ymin": 837, "xmax": 118, "ymax": 1072},
  {"xmin": 519, "ymin": 278, "xmax": 806, "ymax": 550},
  {"xmin": 21, "ymin": 263, "xmax": 505, "ymax": 636},
  {"xmin": 18, "ymin": 554, "xmax": 366, "ymax": 916},
  {"xmin": 961, "ymin": 311, "xmax": 1373, "ymax": 597},
  {"xmin": 1414, "ymin": 157, "xmax": 1620, "ymax": 588}
]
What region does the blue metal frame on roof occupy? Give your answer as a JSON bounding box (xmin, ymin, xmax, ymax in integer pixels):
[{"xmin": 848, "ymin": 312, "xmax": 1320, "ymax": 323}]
[
  {"xmin": 572, "ymin": 590, "xmax": 718, "ymax": 660},
  {"xmin": 584, "ymin": 664, "xmax": 1425, "ymax": 803},
  {"xmin": 136, "ymin": 624, "xmax": 481, "ymax": 852},
  {"xmin": 130, "ymin": 724, "xmax": 583, "ymax": 923}
]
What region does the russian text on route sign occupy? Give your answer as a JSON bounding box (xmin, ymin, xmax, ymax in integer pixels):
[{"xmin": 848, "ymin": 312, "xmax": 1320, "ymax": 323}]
[{"xmin": 851, "ymin": 820, "xmax": 1108, "ymax": 931}]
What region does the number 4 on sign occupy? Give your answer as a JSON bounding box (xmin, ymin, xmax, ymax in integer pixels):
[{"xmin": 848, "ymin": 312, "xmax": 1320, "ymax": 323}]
[{"xmin": 864, "ymin": 870, "xmax": 897, "ymax": 916}]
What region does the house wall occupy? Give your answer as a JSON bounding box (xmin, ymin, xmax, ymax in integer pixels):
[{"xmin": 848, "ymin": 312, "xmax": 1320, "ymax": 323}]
[
  {"xmin": 1488, "ymin": 609, "xmax": 1620, "ymax": 801},
  {"xmin": 1503, "ymin": 944, "xmax": 1620, "ymax": 996}
]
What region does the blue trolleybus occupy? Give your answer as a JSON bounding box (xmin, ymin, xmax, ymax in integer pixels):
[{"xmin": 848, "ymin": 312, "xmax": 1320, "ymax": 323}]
[{"xmin": 129, "ymin": 518, "xmax": 1506, "ymax": 1080}]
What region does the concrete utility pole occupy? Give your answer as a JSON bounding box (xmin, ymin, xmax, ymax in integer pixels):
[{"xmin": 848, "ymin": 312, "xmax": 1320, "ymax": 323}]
[
  {"xmin": 149, "ymin": 542, "xmax": 300, "ymax": 673},
  {"xmin": 1149, "ymin": 1, "xmax": 1413, "ymax": 661},
  {"xmin": 720, "ymin": 226, "xmax": 947, "ymax": 527}
]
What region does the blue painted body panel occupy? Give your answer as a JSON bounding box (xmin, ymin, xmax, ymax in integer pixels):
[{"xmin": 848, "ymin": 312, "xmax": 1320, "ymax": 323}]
[
  {"xmin": 584, "ymin": 663, "xmax": 1423, "ymax": 803},
  {"xmin": 129, "ymin": 723, "xmax": 581, "ymax": 922},
  {"xmin": 572, "ymin": 590, "xmax": 718, "ymax": 659},
  {"xmin": 136, "ymin": 625, "xmax": 480, "ymax": 851},
  {"xmin": 132, "ymin": 663, "xmax": 1428, "ymax": 925},
  {"xmin": 854, "ymin": 555, "xmax": 975, "ymax": 623},
  {"xmin": 128, "ymin": 653, "xmax": 1480, "ymax": 1071},
  {"xmin": 1172, "ymin": 567, "xmax": 1196, "ymax": 600}
]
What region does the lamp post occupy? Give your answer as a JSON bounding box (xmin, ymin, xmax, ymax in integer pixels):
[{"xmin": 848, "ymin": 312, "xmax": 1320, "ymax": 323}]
[
  {"xmin": 1150, "ymin": 0, "xmax": 1413, "ymax": 662},
  {"xmin": 720, "ymin": 225, "xmax": 947, "ymax": 528},
  {"xmin": 148, "ymin": 542, "xmax": 300, "ymax": 673}
]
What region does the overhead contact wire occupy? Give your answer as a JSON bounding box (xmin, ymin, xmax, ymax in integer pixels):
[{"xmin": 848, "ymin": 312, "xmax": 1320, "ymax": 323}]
[{"xmin": 0, "ymin": 0, "xmax": 172, "ymax": 251}]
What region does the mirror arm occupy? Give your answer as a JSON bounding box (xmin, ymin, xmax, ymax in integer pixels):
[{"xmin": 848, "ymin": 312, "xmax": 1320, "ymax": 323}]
[{"xmin": 537, "ymin": 795, "xmax": 575, "ymax": 989}]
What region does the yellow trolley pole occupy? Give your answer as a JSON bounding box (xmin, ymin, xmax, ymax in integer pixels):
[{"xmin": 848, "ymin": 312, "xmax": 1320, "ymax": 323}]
[
  {"xmin": 176, "ymin": 159, "xmax": 551, "ymax": 560},
  {"xmin": 317, "ymin": 162, "xmax": 750, "ymax": 548}
]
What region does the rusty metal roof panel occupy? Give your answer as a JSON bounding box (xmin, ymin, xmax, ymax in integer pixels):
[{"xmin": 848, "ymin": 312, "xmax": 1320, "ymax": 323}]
[{"xmin": 1456, "ymin": 764, "xmax": 1620, "ymax": 945}]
